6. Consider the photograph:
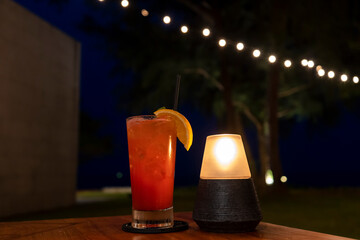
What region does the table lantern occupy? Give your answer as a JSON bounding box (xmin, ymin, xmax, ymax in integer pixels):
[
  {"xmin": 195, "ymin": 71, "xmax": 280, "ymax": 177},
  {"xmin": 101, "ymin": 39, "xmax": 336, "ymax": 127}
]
[{"xmin": 193, "ymin": 134, "xmax": 262, "ymax": 232}]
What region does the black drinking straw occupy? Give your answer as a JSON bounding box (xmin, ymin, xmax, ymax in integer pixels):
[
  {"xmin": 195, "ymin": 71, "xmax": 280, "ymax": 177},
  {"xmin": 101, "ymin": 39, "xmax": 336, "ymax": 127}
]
[{"xmin": 173, "ymin": 74, "xmax": 181, "ymax": 111}]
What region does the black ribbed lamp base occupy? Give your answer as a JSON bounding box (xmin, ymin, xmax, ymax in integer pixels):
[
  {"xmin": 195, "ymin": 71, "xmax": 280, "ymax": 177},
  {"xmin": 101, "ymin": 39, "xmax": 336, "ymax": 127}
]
[{"xmin": 192, "ymin": 178, "xmax": 262, "ymax": 233}]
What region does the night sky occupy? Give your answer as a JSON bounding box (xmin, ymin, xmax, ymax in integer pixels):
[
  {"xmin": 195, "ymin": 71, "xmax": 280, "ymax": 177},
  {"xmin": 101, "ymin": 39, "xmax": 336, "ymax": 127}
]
[{"xmin": 13, "ymin": 0, "xmax": 360, "ymax": 188}]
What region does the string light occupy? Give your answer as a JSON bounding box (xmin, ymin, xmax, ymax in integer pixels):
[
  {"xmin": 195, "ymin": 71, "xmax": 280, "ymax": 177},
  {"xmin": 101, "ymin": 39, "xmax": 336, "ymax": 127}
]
[
  {"xmin": 268, "ymin": 55, "xmax": 276, "ymax": 63},
  {"xmin": 121, "ymin": 0, "xmax": 129, "ymax": 8},
  {"xmin": 328, "ymin": 71, "xmax": 335, "ymax": 78},
  {"xmin": 141, "ymin": 9, "xmax": 149, "ymax": 17},
  {"xmin": 284, "ymin": 60, "xmax": 292, "ymax": 68},
  {"xmin": 218, "ymin": 39, "xmax": 226, "ymax": 47},
  {"xmin": 180, "ymin": 25, "xmax": 188, "ymax": 33},
  {"xmin": 318, "ymin": 69, "xmax": 325, "ymax": 77},
  {"xmin": 280, "ymin": 176, "xmax": 288, "ymax": 183},
  {"xmin": 353, "ymin": 76, "xmax": 359, "ymax": 84},
  {"xmin": 341, "ymin": 74, "xmax": 348, "ymax": 82},
  {"xmin": 109, "ymin": 1, "xmax": 359, "ymax": 85},
  {"xmin": 301, "ymin": 59, "xmax": 308, "ymax": 66},
  {"xmin": 236, "ymin": 42, "xmax": 244, "ymax": 51},
  {"xmin": 163, "ymin": 16, "xmax": 171, "ymax": 24},
  {"xmin": 307, "ymin": 60, "xmax": 315, "ymax": 68},
  {"xmin": 202, "ymin": 28, "xmax": 210, "ymax": 37},
  {"xmin": 253, "ymin": 49, "xmax": 261, "ymax": 58}
]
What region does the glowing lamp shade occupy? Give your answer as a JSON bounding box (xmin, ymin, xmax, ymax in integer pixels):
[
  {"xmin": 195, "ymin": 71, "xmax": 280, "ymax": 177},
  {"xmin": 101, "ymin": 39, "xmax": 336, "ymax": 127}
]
[
  {"xmin": 193, "ymin": 134, "xmax": 262, "ymax": 233},
  {"xmin": 200, "ymin": 134, "xmax": 251, "ymax": 179}
]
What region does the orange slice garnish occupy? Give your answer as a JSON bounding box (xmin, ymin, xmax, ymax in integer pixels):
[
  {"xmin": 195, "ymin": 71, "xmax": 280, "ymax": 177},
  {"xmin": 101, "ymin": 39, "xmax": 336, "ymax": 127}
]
[{"xmin": 154, "ymin": 108, "xmax": 193, "ymax": 151}]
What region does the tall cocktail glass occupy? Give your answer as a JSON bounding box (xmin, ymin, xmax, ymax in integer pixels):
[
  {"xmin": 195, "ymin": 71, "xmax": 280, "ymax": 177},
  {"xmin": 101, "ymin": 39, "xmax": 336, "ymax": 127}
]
[{"xmin": 126, "ymin": 115, "xmax": 177, "ymax": 229}]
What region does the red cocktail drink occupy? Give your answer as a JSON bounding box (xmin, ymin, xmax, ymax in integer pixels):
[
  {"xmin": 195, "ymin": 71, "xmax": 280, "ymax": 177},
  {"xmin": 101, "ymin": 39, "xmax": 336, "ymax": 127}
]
[{"xmin": 126, "ymin": 115, "xmax": 177, "ymax": 229}]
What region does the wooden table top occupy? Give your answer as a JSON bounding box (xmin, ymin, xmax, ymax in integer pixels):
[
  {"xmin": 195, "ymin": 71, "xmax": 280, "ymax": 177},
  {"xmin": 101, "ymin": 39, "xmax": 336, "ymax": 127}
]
[{"xmin": 0, "ymin": 212, "xmax": 354, "ymax": 240}]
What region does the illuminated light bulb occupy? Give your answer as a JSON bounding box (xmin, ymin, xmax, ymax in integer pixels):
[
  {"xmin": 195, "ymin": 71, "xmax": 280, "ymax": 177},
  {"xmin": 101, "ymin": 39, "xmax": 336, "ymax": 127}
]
[
  {"xmin": 301, "ymin": 59, "xmax": 308, "ymax": 66},
  {"xmin": 202, "ymin": 28, "xmax": 210, "ymax": 37},
  {"xmin": 318, "ymin": 69, "xmax": 325, "ymax": 77},
  {"xmin": 121, "ymin": 0, "xmax": 129, "ymax": 7},
  {"xmin": 268, "ymin": 55, "xmax": 276, "ymax": 63},
  {"xmin": 253, "ymin": 49, "xmax": 261, "ymax": 58},
  {"xmin": 98, "ymin": 0, "xmax": 105, "ymax": 2},
  {"xmin": 341, "ymin": 74, "xmax": 348, "ymax": 82},
  {"xmin": 353, "ymin": 76, "xmax": 359, "ymax": 84},
  {"xmin": 316, "ymin": 65, "xmax": 323, "ymax": 71},
  {"xmin": 280, "ymin": 176, "xmax": 287, "ymax": 183},
  {"xmin": 236, "ymin": 42, "xmax": 244, "ymax": 51},
  {"xmin": 284, "ymin": 60, "xmax": 292, "ymax": 68},
  {"xmin": 193, "ymin": 134, "xmax": 262, "ymax": 232},
  {"xmin": 163, "ymin": 16, "xmax": 171, "ymax": 24},
  {"xmin": 328, "ymin": 71, "xmax": 335, "ymax": 79},
  {"xmin": 307, "ymin": 60, "xmax": 315, "ymax": 68},
  {"xmin": 199, "ymin": 134, "xmax": 251, "ymax": 178},
  {"xmin": 265, "ymin": 169, "xmax": 274, "ymax": 185},
  {"xmin": 218, "ymin": 39, "xmax": 226, "ymax": 47},
  {"xmin": 214, "ymin": 137, "xmax": 237, "ymax": 166},
  {"xmin": 180, "ymin": 25, "xmax": 188, "ymax": 33},
  {"xmin": 141, "ymin": 9, "xmax": 149, "ymax": 17}
]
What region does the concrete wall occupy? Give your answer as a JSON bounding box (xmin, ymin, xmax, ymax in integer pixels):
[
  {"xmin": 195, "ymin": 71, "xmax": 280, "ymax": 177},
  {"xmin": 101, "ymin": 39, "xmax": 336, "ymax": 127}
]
[{"xmin": 0, "ymin": 0, "xmax": 80, "ymax": 217}]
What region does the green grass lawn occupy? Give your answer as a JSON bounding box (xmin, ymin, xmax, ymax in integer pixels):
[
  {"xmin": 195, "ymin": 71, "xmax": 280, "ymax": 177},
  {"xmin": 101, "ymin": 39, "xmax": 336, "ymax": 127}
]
[{"xmin": 1, "ymin": 187, "xmax": 359, "ymax": 239}]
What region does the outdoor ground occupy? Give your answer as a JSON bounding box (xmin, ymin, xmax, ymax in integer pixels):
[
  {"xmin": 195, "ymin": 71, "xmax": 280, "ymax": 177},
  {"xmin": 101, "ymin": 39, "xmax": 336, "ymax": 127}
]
[{"xmin": 1, "ymin": 187, "xmax": 359, "ymax": 239}]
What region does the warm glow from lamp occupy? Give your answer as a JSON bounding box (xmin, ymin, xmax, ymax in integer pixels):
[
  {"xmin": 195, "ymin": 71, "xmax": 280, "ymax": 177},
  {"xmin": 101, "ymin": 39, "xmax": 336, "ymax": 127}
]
[
  {"xmin": 200, "ymin": 134, "xmax": 251, "ymax": 179},
  {"xmin": 214, "ymin": 137, "xmax": 236, "ymax": 166},
  {"xmin": 193, "ymin": 134, "xmax": 262, "ymax": 232}
]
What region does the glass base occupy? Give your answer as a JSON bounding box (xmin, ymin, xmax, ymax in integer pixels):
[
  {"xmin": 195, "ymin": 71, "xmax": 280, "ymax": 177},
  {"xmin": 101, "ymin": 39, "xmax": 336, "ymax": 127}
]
[{"xmin": 132, "ymin": 207, "xmax": 174, "ymax": 229}]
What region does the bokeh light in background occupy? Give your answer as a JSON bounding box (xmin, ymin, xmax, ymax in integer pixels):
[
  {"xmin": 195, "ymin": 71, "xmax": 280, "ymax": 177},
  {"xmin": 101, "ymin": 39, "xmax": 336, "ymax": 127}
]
[
  {"xmin": 202, "ymin": 28, "xmax": 210, "ymax": 37},
  {"xmin": 284, "ymin": 60, "xmax": 292, "ymax": 68},
  {"xmin": 180, "ymin": 25, "xmax": 188, "ymax": 33},
  {"xmin": 268, "ymin": 55, "xmax": 276, "ymax": 63},
  {"xmin": 163, "ymin": 15, "xmax": 171, "ymax": 24},
  {"xmin": 236, "ymin": 42, "xmax": 244, "ymax": 51},
  {"xmin": 328, "ymin": 71, "xmax": 335, "ymax": 78},
  {"xmin": 218, "ymin": 39, "xmax": 226, "ymax": 47},
  {"xmin": 252, "ymin": 49, "xmax": 261, "ymax": 58}
]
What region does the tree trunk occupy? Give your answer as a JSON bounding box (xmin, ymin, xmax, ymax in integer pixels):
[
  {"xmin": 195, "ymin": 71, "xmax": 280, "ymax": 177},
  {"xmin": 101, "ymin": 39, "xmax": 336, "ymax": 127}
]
[
  {"xmin": 267, "ymin": 62, "xmax": 285, "ymax": 192},
  {"xmin": 234, "ymin": 112, "xmax": 258, "ymax": 178},
  {"xmin": 255, "ymin": 123, "xmax": 269, "ymax": 192}
]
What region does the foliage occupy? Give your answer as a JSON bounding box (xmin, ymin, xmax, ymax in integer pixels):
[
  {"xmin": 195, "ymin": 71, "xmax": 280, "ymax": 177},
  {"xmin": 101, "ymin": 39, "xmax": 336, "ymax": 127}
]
[
  {"xmin": 79, "ymin": 0, "xmax": 360, "ymax": 122},
  {"xmin": 77, "ymin": 0, "xmax": 360, "ymax": 185}
]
